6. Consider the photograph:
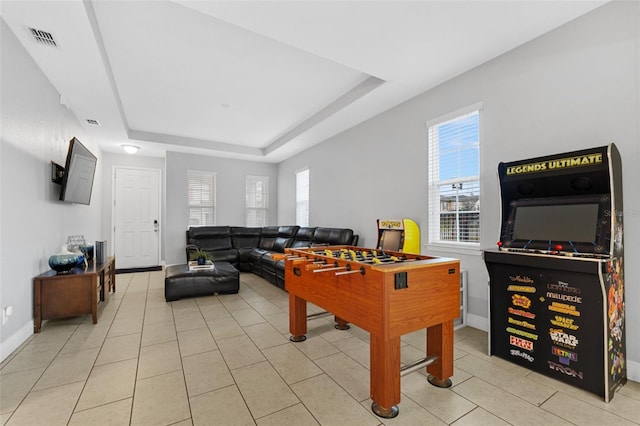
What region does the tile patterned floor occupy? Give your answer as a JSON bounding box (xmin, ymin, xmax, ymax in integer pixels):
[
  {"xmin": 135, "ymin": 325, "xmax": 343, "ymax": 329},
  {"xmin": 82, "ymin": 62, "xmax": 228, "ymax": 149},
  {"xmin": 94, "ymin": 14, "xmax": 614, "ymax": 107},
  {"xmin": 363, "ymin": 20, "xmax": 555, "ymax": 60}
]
[{"xmin": 1, "ymin": 270, "xmax": 638, "ymax": 425}]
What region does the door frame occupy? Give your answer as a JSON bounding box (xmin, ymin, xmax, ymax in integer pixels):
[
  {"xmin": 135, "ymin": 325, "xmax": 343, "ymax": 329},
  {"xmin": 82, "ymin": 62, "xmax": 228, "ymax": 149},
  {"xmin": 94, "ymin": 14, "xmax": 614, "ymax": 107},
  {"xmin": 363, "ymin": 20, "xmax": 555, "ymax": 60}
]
[{"xmin": 111, "ymin": 165, "xmax": 162, "ymax": 268}]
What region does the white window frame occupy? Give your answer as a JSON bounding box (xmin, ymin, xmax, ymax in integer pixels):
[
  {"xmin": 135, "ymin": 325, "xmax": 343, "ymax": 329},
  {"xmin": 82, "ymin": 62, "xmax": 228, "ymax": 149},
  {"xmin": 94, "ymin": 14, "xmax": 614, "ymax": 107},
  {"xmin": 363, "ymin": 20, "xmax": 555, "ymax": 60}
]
[
  {"xmin": 296, "ymin": 168, "xmax": 310, "ymax": 227},
  {"xmin": 187, "ymin": 170, "xmax": 216, "ymax": 226},
  {"xmin": 427, "ymin": 102, "xmax": 482, "ymax": 251},
  {"xmin": 246, "ymin": 175, "xmax": 269, "ymax": 226}
]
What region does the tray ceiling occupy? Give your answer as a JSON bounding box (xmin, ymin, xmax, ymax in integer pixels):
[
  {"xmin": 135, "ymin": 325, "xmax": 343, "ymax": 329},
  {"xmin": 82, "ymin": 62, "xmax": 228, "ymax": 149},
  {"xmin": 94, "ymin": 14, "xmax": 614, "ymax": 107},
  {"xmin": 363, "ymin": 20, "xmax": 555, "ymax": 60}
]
[{"xmin": 1, "ymin": 1, "xmax": 607, "ymax": 161}]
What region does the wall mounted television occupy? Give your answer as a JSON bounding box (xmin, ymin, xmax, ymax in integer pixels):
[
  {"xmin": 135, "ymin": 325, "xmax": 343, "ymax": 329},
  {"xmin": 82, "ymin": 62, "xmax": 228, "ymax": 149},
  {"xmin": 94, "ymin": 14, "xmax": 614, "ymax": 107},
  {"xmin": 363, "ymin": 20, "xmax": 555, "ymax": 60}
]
[{"xmin": 59, "ymin": 137, "xmax": 97, "ymax": 205}]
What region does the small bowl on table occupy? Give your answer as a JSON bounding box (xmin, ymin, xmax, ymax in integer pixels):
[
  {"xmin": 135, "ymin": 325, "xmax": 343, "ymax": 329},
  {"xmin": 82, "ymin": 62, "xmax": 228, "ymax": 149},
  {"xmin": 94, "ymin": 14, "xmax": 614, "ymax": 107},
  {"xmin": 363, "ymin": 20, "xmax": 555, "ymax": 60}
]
[{"xmin": 48, "ymin": 254, "xmax": 80, "ymax": 274}]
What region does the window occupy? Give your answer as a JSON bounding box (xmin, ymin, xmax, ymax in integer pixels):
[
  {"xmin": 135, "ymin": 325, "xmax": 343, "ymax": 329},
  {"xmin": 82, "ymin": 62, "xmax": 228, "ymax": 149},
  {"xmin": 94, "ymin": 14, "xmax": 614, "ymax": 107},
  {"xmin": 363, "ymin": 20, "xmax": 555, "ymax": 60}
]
[
  {"xmin": 427, "ymin": 104, "xmax": 481, "ymax": 246},
  {"xmin": 296, "ymin": 168, "xmax": 310, "ymax": 226},
  {"xmin": 188, "ymin": 170, "xmax": 216, "ymax": 226},
  {"xmin": 246, "ymin": 175, "xmax": 269, "ymax": 226}
]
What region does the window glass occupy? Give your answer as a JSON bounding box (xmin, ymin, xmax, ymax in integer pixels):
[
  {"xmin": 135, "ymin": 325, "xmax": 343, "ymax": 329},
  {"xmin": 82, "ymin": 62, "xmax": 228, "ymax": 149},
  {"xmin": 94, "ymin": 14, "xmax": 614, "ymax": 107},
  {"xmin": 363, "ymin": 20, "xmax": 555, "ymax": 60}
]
[{"xmin": 428, "ymin": 108, "xmax": 480, "ymax": 245}]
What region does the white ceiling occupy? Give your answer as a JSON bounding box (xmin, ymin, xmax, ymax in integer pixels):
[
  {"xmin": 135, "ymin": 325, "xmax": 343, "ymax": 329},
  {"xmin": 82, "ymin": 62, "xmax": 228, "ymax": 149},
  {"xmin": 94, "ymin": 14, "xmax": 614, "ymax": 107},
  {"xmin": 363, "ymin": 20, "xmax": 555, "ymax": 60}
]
[{"xmin": 1, "ymin": 0, "xmax": 608, "ymax": 162}]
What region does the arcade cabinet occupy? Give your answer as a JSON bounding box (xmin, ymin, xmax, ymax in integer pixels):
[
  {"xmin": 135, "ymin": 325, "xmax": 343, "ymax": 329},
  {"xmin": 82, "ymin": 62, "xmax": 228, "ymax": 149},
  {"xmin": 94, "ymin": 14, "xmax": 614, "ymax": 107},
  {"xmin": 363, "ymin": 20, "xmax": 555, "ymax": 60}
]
[
  {"xmin": 377, "ymin": 219, "xmax": 420, "ymax": 253},
  {"xmin": 484, "ymin": 144, "xmax": 626, "ymax": 401}
]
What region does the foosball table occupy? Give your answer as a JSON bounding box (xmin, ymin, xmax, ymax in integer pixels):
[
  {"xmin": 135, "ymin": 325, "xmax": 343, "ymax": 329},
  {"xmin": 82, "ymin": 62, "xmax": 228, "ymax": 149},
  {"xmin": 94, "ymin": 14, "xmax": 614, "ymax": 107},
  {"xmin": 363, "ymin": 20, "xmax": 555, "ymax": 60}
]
[{"xmin": 283, "ymin": 246, "xmax": 460, "ymax": 418}]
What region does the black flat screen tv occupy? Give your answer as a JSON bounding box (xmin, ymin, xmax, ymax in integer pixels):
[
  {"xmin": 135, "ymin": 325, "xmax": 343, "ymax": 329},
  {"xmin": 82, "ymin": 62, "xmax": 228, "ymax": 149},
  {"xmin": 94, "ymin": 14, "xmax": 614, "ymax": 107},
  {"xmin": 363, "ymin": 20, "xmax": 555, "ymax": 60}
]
[{"xmin": 59, "ymin": 137, "xmax": 97, "ymax": 205}]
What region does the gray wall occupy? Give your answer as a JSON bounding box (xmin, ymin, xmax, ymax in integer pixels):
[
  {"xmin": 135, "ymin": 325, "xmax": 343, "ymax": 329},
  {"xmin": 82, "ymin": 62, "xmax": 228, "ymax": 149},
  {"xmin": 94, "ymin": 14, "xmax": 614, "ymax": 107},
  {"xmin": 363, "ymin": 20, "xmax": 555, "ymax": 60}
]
[
  {"xmin": 1, "ymin": 20, "xmax": 105, "ymax": 358},
  {"xmin": 278, "ymin": 1, "xmax": 640, "ymax": 374},
  {"xmin": 164, "ymin": 151, "xmax": 278, "ymax": 265}
]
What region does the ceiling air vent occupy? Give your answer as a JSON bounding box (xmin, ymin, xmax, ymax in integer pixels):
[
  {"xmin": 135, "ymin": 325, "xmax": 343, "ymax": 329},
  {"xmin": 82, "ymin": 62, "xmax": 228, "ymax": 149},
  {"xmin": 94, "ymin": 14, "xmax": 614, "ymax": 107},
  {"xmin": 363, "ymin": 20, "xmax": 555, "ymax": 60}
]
[
  {"xmin": 29, "ymin": 27, "xmax": 57, "ymax": 47},
  {"xmin": 86, "ymin": 119, "xmax": 101, "ymax": 126}
]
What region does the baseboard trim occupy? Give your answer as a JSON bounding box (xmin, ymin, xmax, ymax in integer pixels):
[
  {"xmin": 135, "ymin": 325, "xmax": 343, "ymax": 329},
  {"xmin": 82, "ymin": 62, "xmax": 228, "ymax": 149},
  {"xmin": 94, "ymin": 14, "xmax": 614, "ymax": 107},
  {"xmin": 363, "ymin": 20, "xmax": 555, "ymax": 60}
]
[
  {"xmin": 116, "ymin": 266, "xmax": 162, "ymax": 274},
  {"xmin": 627, "ymin": 360, "xmax": 640, "ymax": 383},
  {"xmin": 466, "ymin": 313, "xmax": 488, "ymax": 332},
  {"xmin": 1, "ymin": 321, "xmax": 34, "ymax": 363}
]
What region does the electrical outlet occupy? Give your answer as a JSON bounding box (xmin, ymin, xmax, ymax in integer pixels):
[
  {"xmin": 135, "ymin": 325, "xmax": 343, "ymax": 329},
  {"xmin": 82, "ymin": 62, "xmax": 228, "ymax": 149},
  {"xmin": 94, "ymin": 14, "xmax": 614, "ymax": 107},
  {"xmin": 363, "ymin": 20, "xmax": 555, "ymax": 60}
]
[{"xmin": 2, "ymin": 306, "xmax": 13, "ymax": 325}]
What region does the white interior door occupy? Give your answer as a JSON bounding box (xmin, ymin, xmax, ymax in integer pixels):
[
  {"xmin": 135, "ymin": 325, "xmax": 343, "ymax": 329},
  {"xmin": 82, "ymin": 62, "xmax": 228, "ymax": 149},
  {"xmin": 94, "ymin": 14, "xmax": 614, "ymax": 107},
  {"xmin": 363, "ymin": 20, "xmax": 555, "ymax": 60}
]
[{"xmin": 114, "ymin": 167, "xmax": 161, "ymax": 269}]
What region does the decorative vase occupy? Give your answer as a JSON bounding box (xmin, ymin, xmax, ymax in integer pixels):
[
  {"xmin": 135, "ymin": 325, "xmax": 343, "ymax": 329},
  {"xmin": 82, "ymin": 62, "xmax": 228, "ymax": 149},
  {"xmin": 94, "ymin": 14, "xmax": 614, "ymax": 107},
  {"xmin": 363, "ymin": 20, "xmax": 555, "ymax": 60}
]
[
  {"xmin": 197, "ymin": 256, "xmax": 206, "ymax": 266},
  {"xmin": 48, "ymin": 253, "xmax": 80, "ymax": 273},
  {"xmin": 48, "ymin": 245, "xmax": 80, "ymax": 274}
]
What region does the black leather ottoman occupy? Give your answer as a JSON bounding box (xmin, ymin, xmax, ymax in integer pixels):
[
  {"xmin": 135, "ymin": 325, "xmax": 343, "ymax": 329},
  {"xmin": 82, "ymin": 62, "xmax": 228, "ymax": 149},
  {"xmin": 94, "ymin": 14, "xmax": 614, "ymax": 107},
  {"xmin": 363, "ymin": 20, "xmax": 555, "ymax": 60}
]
[{"xmin": 165, "ymin": 262, "xmax": 239, "ymax": 302}]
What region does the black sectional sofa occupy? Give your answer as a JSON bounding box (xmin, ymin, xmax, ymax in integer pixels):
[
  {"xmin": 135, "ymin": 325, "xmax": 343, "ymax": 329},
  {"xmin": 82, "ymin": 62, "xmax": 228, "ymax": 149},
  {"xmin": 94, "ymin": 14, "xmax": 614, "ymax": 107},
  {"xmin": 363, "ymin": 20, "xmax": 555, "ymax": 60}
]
[{"xmin": 185, "ymin": 226, "xmax": 357, "ymax": 289}]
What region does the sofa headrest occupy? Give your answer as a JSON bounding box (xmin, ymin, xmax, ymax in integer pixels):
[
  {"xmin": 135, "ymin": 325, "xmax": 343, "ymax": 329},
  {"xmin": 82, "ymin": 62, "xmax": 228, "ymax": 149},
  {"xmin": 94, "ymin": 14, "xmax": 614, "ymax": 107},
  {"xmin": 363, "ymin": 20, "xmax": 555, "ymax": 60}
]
[
  {"xmin": 188, "ymin": 226, "xmax": 230, "ymax": 239},
  {"xmin": 273, "ymin": 237, "xmax": 293, "ymax": 252},
  {"xmin": 261, "ymin": 226, "xmax": 279, "ymax": 237},
  {"xmin": 313, "ymin": 227, "xmax": 354, "ymax": 245},
  {"xmin": 230, "ymin": 227, "xmax": 262, "ymax": 236},
  {"xmin": 278, "ymin": 226, "xmax": 299, "ymax": 237},
  {"xmin": 290, "ymin": 239, "xmax": 312, "ymax": 248},
  {"xmin": 294, "ymin": 227, "xmax": 316, "ymax": 241},
  {"xmin": 231, "ymin": 227, "xmax": 262, "ymax": 249}
]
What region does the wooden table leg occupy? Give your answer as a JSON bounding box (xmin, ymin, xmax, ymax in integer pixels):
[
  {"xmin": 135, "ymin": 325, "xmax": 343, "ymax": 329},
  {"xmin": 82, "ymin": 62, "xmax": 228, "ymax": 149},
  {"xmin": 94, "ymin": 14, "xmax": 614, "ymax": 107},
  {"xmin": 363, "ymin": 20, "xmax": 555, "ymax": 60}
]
[
  {"xmin": 34, "ymin": 279, "xmax": 42, "ymax": 333},
  {"xmin": 91, "ymin": 276, "xmax": 98, "ymax": 324},
  {"xmin": 370, "ymin": 334, "xmax": 401, "ymax": 418},
  {"xmin": 111, "ymin": 258, "xmax": 116, "ymax": 292},
  {"xmin": 289, "ymin": 294, "xmax": 307, "ymax": 342},
  {"xmin": 426, "ymin": 320, "xmax": 454, "ymax": 387},
  {"xmin": 334, "ymin": 315, "xmax": 350, "ymax": 330},
  {"xmin": 99, "ymin": 272, "xmax": 105, "ymax": 302}
]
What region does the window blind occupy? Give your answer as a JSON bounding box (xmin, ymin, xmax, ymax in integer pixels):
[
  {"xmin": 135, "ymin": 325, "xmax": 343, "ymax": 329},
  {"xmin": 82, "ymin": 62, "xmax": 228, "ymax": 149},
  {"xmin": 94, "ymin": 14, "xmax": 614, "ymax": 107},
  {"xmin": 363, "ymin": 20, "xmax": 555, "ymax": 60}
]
[
  {"xmin": 246, "ymin": 175, "xmax": 269, "ymax": 226},
  {"xmin": 428, "ymin": 108, "xmax": 480, "ymax": 245},
  {"xmin": 296, "ymin": 169, "xmax": 310, "ymax": 227},
  {"xmin": 188, "ymin": 170, "xmax": 216, "ymax": 226}
]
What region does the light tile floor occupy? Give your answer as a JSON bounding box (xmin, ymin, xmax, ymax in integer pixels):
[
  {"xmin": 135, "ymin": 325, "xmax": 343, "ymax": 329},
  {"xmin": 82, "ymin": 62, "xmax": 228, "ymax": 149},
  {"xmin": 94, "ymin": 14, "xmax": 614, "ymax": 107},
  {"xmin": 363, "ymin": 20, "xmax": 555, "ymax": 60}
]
[{"xmin": 1, "ymin": 270, "xmax": 638, "ymax": 425}]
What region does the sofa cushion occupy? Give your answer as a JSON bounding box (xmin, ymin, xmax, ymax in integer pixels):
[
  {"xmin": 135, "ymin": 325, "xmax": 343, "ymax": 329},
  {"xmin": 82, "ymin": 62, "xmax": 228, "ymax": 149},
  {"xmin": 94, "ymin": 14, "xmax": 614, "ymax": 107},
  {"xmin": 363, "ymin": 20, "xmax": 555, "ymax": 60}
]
[
  {"xmin": 206, "ymin": 249, "xmax": 238, "ymax": 264},
  {"xmin": 290, "ymin": 227, "xmax": 316, "ymax": 248},
  {"xmin": 258, "ymin": 226, "xmax": 279, "ymax": 250},
  {"xmin": 248, "ymin": 248, "xmax": 270, "ymax": 263},
  {"xmin": 261, "ymin": 253, "xmax": 280, "ymax": 272},
  {"xmin": 236, "ymin": 247, "xmax": 254, "ymax": 263},
  {"xmin": 188, "ymin": 226, "xmax": 229, "ymax": 240},
  {"xmin": 231, "ymin": 227, "xmax": 261, "ymax": 249},
  {"xmin": 277, "ymin": 226, "xmax": 300, "ymax": 238},
  {"xmin": 187, "ymin": 226, "xmax": 232, "ymax": 250},
  {"xmin": 313, "ymin": 227, "xmax": 354, "ymax": 246},
  {"xmin": 272, "ymin": 236, "xmax": 293, "ymax": 253}
]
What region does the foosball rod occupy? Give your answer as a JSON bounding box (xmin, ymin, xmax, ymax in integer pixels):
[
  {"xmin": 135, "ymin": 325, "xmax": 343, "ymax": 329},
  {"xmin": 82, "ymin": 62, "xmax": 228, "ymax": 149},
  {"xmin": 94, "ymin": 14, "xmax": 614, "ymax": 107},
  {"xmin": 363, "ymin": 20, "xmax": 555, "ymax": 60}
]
[
  {"xmin": 313, "ymin": 266, "xmax": 347, "ymax": 273},
  {"xmin": 400, "ymin": 355, "xmax": 438, "ymax": 377},
  {"xmin": 306, "ymin": 311, "xmax": 332, "ymax": 320},
  {"xmin": 335, "ymin": 267, "xmax": 366, "ymax": 276},
  {"xmin": 284, "ymin": 256, "xmax": 307, "ymax": 261}
]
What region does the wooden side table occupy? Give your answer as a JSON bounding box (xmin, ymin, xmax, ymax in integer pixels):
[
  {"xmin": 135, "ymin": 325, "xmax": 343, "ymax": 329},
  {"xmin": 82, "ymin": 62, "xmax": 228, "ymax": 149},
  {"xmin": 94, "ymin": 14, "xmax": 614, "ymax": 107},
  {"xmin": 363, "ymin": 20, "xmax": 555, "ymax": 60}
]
[{"xmin": 33, "ymin": 256, "xmax": 115, "ymax": 333}]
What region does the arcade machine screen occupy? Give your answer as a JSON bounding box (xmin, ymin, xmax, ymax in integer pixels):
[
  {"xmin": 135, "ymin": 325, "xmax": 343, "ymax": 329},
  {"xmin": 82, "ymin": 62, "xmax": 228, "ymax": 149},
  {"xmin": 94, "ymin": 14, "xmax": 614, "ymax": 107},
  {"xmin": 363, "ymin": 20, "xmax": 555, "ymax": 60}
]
[
  {"xmin": 502, "ymin": 195, "xmax": 610, "ymax": 255},
  {"xmin": 379, "ymin": 229, "xmax": 403, "ymax": 251},
  {"xmin": 513, "ymin": 204, "xmax": 598, "ymax": 242}
]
